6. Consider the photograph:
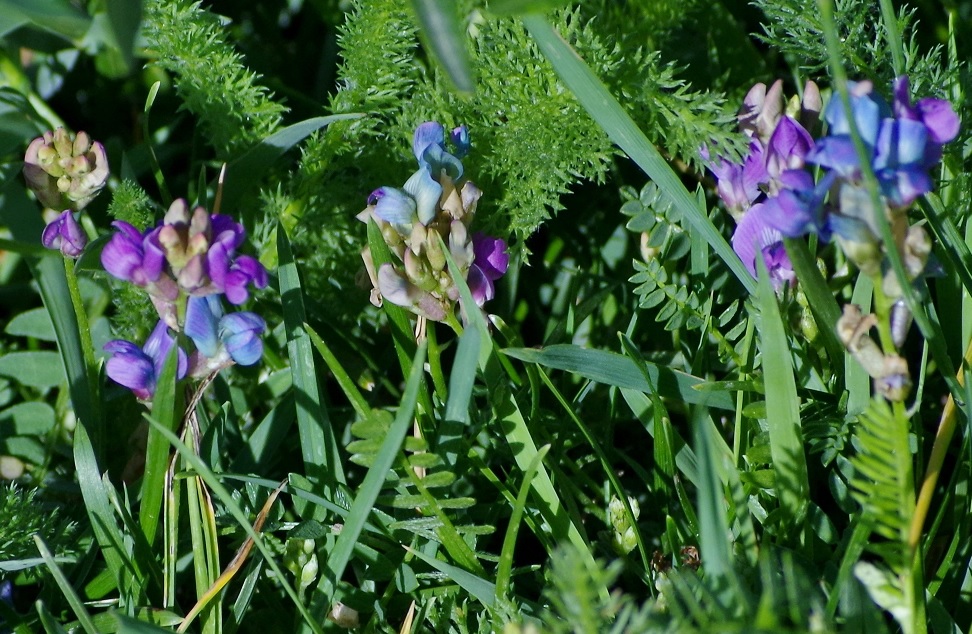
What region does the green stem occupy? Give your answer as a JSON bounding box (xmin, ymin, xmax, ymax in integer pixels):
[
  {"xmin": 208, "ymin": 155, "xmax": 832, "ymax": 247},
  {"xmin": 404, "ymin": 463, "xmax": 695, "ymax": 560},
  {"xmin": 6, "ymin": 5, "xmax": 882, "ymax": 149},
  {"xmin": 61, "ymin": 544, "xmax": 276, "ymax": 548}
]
[
  {"xmin": 63, "ymin": 256, "xmax": 100, "ymax": 422},
  {"xmin": 425, "ymin": 323, "xmax": 448, "ymax": 402}
]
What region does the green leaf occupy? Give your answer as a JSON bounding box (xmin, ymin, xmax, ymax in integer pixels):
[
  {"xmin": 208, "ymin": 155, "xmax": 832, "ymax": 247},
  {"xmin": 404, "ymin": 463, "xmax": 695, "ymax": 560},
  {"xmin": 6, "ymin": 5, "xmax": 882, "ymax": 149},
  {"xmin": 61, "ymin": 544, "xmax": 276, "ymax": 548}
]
[
  {"xmin": 410, "ymin": 0, "xmax": 474, "ymax": 93},
  {"xmin": 0, "ymin": 351, "xmax": 65, "ymax": 389},
  {"xmin": 277, "ymin": 222, "xmax": 344, "ymax": 495},
  {"xmin": 503, "ymin": 344, "xmax": 733, "ymax": 410},
  {"xmin": 5, "ymin": 307, "xmax": 56, "ymax": 341},
  {"xmin": 111, "ymin": 612, "xmax": 180, "ymax": 633},
  {"xmin": 0, "ymin": 401, "xmax": 56, "ymax": 436},
  {"xmin": 309, "ymin": 344, "xmax": 427, "ymax": 618},
  {"xmin": 0, "ymin": 0, "xmax": 91, "ymax": 41},
  {"xmin": 488, "ymin": 0, "xmax": 570, "ymax": 15},
  {"xmin": 221, "ymin": 114, "xmax": 363, "ymax": 210},
  {"xmin": 139, "ymin": 343, "xmax": 183, "ymax": 547},
  {"xmin": 756, "ymin": 258, "xmax": 809, "ymax": 532},
  {"xmin": 439, "ymin": 324, "xmax": 480, "ymax": 466},
  {"xmin": 34, "ymin": 535, "xmax": 99, "ymax": 634},
  {"xmin": 406, "ymin": 545, "xmax": 497, "ymax": 609},
  {"xmin": 520, "ymin": 15, "xmax": 756, "ymax": 293},
  {"xmin": 104, "ymin": 0, "xmax": 142, "ymax": 73}
]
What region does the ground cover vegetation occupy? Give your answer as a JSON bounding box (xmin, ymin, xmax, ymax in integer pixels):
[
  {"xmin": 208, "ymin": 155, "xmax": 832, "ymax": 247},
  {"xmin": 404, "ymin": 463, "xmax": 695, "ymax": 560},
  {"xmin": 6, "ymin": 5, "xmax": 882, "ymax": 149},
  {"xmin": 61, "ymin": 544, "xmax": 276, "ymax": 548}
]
[{"xmin": 0, "ymin": 0, "xmax": 970, "ymax": 632}]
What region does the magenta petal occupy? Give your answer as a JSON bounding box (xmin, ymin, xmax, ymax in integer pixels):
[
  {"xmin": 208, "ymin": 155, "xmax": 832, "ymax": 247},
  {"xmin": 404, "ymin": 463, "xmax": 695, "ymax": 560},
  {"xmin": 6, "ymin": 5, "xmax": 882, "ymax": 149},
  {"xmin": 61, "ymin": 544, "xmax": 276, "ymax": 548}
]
[
  {"xmin": 467, "ymin": 264, "xmax": 493, "ymax": 305},
  {"xmin": 916, "ymin": 98, "xmax": 960, "ymax": 145}
]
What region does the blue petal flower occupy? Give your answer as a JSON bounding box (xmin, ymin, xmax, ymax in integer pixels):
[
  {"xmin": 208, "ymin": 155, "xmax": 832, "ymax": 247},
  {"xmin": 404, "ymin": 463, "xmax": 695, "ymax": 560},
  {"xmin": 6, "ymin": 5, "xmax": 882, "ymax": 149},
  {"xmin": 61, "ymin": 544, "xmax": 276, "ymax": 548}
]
[
  {"xmin": 370, "ymin": 187, "xmax": 417, "ymax": 227},
  {"xmin": 185, "ymin": 295, "xmax": 221, "ymax": 358},
  {"xmin": 219, "ymin": 312, "xmax": 266, "ymax": 366},
  {"xmin": 412, "ymin": 121, "xmax": 463, "ymax": 179},
  {"xmin": 403, "ymin": 167, "xmax": 442, "ymax": 226}
]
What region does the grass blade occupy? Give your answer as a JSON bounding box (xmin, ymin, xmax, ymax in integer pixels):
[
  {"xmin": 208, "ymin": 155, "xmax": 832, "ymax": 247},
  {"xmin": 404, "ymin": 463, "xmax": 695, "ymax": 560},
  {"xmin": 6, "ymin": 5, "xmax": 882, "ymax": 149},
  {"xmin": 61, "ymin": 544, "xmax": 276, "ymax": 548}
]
[
  {"xmin": 520, "ymin": 15, "xmax": 755, "ymax": 293},
  {"xmin": 409, "ymin": 0, "xmax": 474, "ymax": 93},
  {"xmin": 756, "ymin": 258, "xmax": 809, "ymax": 533},
  {"xmin": 309, "ymin": 344, "xmax": 427, "ymax": 618},
  {"xmin": 504, "ymin": 344, "xmax": 734, "ymax": 410},
  {"xmin": 277, "ymin": 222, "xmax": 344, "ymax": 495},
  {"xmin": 34, "ymin": 535, "xmax": 98, "ymax": 634}
]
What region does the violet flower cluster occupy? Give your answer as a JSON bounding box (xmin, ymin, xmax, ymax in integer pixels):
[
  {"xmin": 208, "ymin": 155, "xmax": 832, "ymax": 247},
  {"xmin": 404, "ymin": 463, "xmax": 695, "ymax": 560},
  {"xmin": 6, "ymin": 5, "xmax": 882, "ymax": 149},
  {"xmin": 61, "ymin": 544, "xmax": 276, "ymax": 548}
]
[
  {"xmin": 708, "ymin": 77, "xmax": 959, "ymax": 401},
  {"xmin": 358, "ymin": 122, "xmax": 509, "ymax": 322},
  {"xmin": 24, "ymin": 128, "xmax": 110, "ymax": 258},
  {"xmin": 101, "ymin": 199, "xmax": 268, "ymax": 401}
]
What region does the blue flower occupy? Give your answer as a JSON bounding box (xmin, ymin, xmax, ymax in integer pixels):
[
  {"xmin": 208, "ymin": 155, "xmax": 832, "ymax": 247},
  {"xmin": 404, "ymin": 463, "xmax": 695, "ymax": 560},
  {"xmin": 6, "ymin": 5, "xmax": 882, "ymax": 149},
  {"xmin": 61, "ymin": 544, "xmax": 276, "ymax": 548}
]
[
  {"xmin": 412, "ymin": 122, "xmax": 463, "ymax": 180},
  {"xmin": 184, "ymin": 295, "xmax": 265, "ymax": 370},
  {"xmin": 104, "ymin": 321, "xmax": 187, "ymax": 401}
]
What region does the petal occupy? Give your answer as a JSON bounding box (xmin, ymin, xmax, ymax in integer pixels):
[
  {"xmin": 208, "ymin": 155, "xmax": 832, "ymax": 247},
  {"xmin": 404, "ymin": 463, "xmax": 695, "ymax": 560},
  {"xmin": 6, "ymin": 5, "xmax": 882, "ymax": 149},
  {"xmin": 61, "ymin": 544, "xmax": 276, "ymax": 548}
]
[
  {"xmin": 403, "ymin": 168, "xmax": 442, "ymax": 226},
  {"xmin": 223, "ymin": 331, "xmax": 263, "ymax": 365},
  {"xmin": 413, "ymin": 122, "xmax": 445, "ymax": 164},
  {"xmin": 105, "ymin": 341, "xmax": 155, "ymax": 394},
  {"xmin": 372, "ymin": 186, "xmax": 417, "ymax": 227},
  {"xmin": 142, "ymin": 320, "xmax": 187, "ymax": 380},
  {"xmin": 185, "ymin": 296, "xmax": 221, "ymax": 358},
  {"xmin": 878, "ymin": 166, "xmax": 932, "ymax": 208},
  {"xmin": 101, "ymin": 232, "xmax": 142, "ymax": 281},
  {"xmin": 466, "ymin": 264, "xmax": 493, "ymax": 305},
  {"xmin": 732, "ymin": 203, "xmax": 783, "ymax": 277},
  {"xmin": 377, "ymin": 264, "xmax": 447, "ymax": 321},
  {"xmin": 472, "ymin": 233, "xmax": 509, "ymax": 280},
  {"xmin": 450, "ymin": 125, "xmax": 470, "ymax": 158},
  {"xmin": 807, "ymin": 136, "xmax": 861, "ymax": 175},
  {"xmin": 916, "ymin": 98, "xmax": 960, "ymax": 145},
  {"xmin": 41, "ymin": 215, "xmax": 64, "ymax": 250},
  {"xmin": 220, "ymin": 312, "xmax": 266, "ymax": 365},
  {"xmin": 874, "ymin": 118, "xmax": 927, "ymax": 170},
  {"xmin": 234, "ymin": 255, "xmax": 268, "ymax": 289},
  {"xmin": 766, "ymin": 117, "xmax": 814, "ymax": 175}
]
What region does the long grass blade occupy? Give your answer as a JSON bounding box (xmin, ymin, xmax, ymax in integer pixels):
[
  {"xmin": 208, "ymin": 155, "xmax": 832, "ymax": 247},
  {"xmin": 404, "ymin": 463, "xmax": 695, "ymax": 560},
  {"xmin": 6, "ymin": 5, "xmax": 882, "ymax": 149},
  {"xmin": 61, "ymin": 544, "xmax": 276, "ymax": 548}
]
[
  {"xmin": 277, "ymin": 222, "xmax": 344, "ymax": 494},
  {"xmin": 756, "ymin": 257, "xmax": 809, "ymax": 532},
  {"xmin": 34, "ymin": 535, "xmax": 98, "ymax": 634},
  {"xmin": 520, "ymin": 16, "xmax": 755, "ymax": 293}
]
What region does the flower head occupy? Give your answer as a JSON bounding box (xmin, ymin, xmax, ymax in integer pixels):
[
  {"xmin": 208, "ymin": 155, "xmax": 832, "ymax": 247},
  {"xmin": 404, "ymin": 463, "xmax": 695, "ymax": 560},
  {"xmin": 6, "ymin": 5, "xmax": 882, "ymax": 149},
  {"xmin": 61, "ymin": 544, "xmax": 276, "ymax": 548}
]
[
  {"xmin": 731, "ymin": 203, "xmax": 795, "ymax": 290},
  {"xmin": 42, "ymin": 210, "xmax": 87, "ymax": 258},
  {"xmin": 105, "ymin": 321, "xmax": 187, "ymax": 401},
  {"xmin": 24, "ymin": 128, "xmax": 108, "ymax": 210},
  {"xmin": 184, "ymin": 295, "xmax": 266, "ymax": 375}
]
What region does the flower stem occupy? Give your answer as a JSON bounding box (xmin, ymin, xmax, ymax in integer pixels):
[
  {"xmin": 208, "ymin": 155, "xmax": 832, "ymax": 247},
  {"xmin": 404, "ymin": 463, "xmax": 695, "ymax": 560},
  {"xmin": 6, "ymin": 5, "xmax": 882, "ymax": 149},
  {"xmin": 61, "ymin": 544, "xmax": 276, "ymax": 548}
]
[
  {"xmin": 909, "ymin": 336, "xmax": 972, "ymax": 551},
  {"xmin": 63, "ymin": 256, "xmax": 99, "ymax": 398}
]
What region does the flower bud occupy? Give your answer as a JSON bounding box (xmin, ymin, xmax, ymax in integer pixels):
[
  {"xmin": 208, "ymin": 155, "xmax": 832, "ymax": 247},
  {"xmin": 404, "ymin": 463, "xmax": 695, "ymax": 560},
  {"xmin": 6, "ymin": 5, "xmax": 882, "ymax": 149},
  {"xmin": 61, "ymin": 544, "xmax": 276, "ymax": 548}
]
[
  {"xmin": 41, "ymin": 210, "xmax": 87, "ymax": 258},
  {"xmin": 24, "ymin": 128, "xmax": 108, "ymax": 210}
]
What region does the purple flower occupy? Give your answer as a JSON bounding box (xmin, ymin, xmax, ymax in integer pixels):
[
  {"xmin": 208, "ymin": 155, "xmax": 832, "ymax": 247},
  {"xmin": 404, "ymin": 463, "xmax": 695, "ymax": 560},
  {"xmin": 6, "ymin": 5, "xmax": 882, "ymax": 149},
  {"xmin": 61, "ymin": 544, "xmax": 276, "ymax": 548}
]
[
  {"xmin": 41, "ymin": 210, "xmax": 87, "ymax": 257},
  {"xmin": 704, "ymin": 142, "xmax": 768, "ymax": 217},
  {"xmin": 208, "ymin": 246, "xmax": 268, "ymax": 305},
  {"xmin": 450, "ymin": 125, "xmax": 470, "ymax": 158},
  {"xmin": 893, "ymin": 76, "xmax": 960, "ymax": 147},
  {"xmin": 104, "ymin": 321, "xmax": 187, "ymax": 400},
  {"xmin": 765, "ymin": 117, "xmax": 814, "ymax": 180},
  {"xmin": 872, "ymin": 118, "xmax": 934, "ymax": 207},
  {"xmin": 731, "ymin": 204, "xmax": 795, "ymax": 290},
  {"xmin": 101, "ymin": 221, "xmax": 169, "ymax": 289},
  {"xmin": 468, "ymin": 233, "xmax": 509, "ymax": 305},
  {"xmin": 807, "ymin": 81, "xmax": 889, "ymax": 177},
  {"xmin": 761, "ymin": 169, "xmax": 836, "ymax": 239},
  {"xmin": 184, "ymin": 295, "xmax": 265, "ymax": 370}
]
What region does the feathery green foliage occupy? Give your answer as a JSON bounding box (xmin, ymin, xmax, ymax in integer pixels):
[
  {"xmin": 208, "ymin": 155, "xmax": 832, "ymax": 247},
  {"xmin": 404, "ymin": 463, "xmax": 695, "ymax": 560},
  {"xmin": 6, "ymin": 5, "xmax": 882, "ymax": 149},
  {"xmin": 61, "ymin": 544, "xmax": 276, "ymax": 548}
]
[
  {"xmin": 0, "ymin": 485, "xmax": 77, "ymax": 573},
  {"xmin": 143, "ymin": 0, "xmax": 287, "ymax": 157}
]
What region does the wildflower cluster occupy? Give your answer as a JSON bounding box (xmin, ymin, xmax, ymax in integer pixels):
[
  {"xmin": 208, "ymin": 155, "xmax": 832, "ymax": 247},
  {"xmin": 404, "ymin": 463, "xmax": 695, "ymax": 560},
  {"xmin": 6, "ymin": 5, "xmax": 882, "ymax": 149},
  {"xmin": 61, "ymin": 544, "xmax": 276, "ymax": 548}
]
[
  {"xmin": 23, "ymin": 127, "xmax": 110, "ymax": 258},
  {"xmin": 709, "ymin": 77, "xmax": 959, "ymax": 400},
  {"xmin": 22, "ymin": 125, "xmax": 270, "ymax": 403},
  {"xmin": 100, "ymin": 200, "xmax": 268, "ymax": 400},
  {"xmin": 358, "ymin": 122, "xmax": 509, "ymax": 323}
]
